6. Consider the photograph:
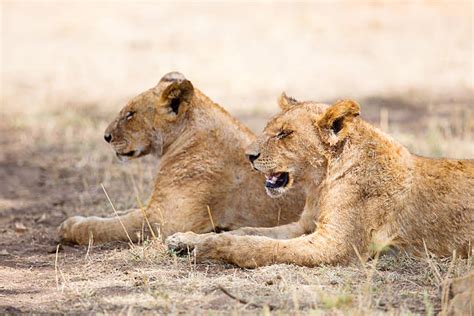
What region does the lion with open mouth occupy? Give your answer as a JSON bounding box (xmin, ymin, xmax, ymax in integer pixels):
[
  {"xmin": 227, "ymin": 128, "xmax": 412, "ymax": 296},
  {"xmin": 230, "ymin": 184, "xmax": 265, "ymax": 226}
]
[{"xmin": 166, "ymin": 96, "xmax": 473, "ymax": 268}]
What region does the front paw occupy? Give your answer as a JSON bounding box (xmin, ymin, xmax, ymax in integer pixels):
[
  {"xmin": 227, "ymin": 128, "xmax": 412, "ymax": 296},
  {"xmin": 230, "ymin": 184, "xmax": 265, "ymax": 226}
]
[
  {"xmin": 58, "ymin": 216, "xmax": 88, "ymax": 245},
  {"xmin": 165, "ymin": 232, "xmax": 200, "ymax": 256}
]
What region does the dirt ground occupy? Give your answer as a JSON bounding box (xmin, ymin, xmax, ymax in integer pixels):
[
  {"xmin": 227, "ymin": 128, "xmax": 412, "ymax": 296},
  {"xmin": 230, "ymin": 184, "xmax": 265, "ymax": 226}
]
[{"xmin": 1, "ymin": 1, "xmax": 473, "ymax": 314}]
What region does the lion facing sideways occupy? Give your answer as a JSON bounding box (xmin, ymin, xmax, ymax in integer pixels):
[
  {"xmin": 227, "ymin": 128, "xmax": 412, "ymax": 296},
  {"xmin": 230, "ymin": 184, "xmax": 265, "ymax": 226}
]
[
  {"xmin": 166, "ymin": 97, "xmax": 474, "ymax": 268},
  {"xmin": 58, "ymin": 72, "xmax": 305, "ymax": 245}
]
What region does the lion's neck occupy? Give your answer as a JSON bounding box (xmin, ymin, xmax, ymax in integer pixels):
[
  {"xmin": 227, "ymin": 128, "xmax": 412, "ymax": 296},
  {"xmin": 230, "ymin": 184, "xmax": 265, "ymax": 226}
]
[
  {"xmin": 159, "ymin": 90, "xmax": 255, "ymax": 159},
  {"xmin": 186, "ymin": 90, "xmax": 255, "ymax": 143},
  {"xmin": 324, "ymin": 120, "xmax": 413, "ymax": 192},
  {"xmin": 198, "ymin": 90, "xmax": 252, "ymax": 129}
]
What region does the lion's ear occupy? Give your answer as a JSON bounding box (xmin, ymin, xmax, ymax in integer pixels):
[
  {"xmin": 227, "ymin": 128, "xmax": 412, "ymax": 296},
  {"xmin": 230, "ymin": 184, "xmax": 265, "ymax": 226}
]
[
  {"xmin": 315, "ymin": 99, "xmax": 360, "ymax": 146},
  {"xmin": 156, "ymin": 72, "xmax": 194, "ymax": 115},
  {"xmin": 278, "ymin": 92, "xmax": 299, "ymax": 110}
]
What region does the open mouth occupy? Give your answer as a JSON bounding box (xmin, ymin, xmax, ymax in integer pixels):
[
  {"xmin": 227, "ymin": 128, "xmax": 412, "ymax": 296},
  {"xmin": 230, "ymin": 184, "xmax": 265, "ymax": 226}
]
[
  {"xmin": 265, "ymin": 172, "xmax": 289, "ymax": 189},
  {"xmin": 117, "ymin": 150, "xmax": 136, "ymax": 157}
]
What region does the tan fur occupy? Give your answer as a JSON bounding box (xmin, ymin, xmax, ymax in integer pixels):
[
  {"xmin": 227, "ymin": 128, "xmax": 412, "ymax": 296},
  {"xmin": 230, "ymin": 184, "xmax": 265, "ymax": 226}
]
[
  {"xmin": 58, "ymin": 73, "xmax": 305, "ymax": 245},
  {"xmin": 166, "ymin": 97, "xmax": 474, "ymax": 268},
  {"xmin": 447, "ymin": 272, "xmax": 474, "ymax": 315}
]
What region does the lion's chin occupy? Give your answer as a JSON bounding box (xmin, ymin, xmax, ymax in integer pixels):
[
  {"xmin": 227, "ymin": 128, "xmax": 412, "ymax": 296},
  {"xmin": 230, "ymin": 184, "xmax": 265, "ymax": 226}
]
[{"xmin": 265, "ymin": 186, "xmax": 289, "ymax": 198}]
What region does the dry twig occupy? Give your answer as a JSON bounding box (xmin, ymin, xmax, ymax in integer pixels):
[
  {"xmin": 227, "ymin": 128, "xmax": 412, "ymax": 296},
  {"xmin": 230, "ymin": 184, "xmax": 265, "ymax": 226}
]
[{"xmin": 217, "ymin": 285, "xmax": 277, "ymax": 310}]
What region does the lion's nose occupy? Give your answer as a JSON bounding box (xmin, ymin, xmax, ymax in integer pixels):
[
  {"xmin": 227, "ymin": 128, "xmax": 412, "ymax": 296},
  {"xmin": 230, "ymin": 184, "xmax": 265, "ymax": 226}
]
[
  {"xmin": 104, "ymin": 133, "xmax": 112, "ymax": 143},
  {"xmin": 247, "ymin": 153, "xmax": 260, "ymax": 163}
]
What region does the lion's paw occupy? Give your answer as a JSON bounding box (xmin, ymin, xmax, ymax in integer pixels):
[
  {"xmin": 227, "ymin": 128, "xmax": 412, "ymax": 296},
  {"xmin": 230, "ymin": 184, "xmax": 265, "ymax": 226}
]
[
  {"xmin": 165, "ymin": 232, "xmax": 201, "ymax": 256},
  {"xmin": 58, "ymin": 216, "xmax": 87, "ymax": 244}
]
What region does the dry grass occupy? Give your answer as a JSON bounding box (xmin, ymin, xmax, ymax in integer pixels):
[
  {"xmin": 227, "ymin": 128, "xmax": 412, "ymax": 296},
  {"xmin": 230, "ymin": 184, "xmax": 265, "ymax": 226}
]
[{"xmin": 1, "ymin": 1, "xmax": 473, "ymax": 314}]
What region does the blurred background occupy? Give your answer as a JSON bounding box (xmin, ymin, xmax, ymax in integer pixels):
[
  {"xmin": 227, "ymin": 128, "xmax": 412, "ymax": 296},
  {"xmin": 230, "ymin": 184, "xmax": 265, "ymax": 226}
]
[
  {"xmin": 0, "ymin": 1, "xmax": 473, "ymax": 313},
  {"xmin": 2, "ymin": 1, "xmax": 473, "ymax": 157},
  {"xmin": 2, "ymin": 1, "xmax": 473, "ymax": 151}
]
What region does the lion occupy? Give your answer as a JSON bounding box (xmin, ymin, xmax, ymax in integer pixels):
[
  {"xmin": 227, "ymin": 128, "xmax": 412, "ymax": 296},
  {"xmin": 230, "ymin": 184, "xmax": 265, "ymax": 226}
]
[
  {"xmin": 58, "ymin": 72, "xmax": 306, "ymax": 245},
  {"xmin": 166, "ymin": 96, "xmax": 474, "ymax": 268}
]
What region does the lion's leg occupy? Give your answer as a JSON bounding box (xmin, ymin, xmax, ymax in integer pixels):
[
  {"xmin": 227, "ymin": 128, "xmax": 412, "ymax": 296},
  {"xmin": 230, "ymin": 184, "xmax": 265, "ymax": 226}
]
[
  {"xmin": 227, "ymin": 221, "xmax": 309, "ymax": 239},
  {"xmin": 58, "ymin": 208, "xmax": 149, "ymax": 245},
  {"xmin": 166, "ymin": 217, "xmax": 364, "ymax": 268},
  {"xmin": 227, "ymin": 207, "xmax": 317, "ymax": 239},
  {"xmin": 167, "ymin": 232, "xmax": 351, "ymax": 268},
  {"xmin": 166, "ymin": 198, "xmax": 363, "ymax": 268}
]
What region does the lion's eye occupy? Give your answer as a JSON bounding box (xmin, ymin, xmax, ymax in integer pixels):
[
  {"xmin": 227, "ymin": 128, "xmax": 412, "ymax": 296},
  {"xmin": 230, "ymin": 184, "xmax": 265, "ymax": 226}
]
[
  {"xmin": 125, "ymin": 111, "xmax": 135, "ymax": 120},
  {"xmin": 276, "ymin": 130, "xmax": 293, "ymax": 139}
]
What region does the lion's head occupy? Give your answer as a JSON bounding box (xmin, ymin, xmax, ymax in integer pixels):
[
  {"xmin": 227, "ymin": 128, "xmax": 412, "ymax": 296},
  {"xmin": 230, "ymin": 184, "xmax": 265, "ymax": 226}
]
[
  {"xmin": 247, "ymin": 95, "xmax": 360, "ymax": 198},
  {"xmin": 104, "ymin": 72, "xmax": 194, "ymax": 161}
]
